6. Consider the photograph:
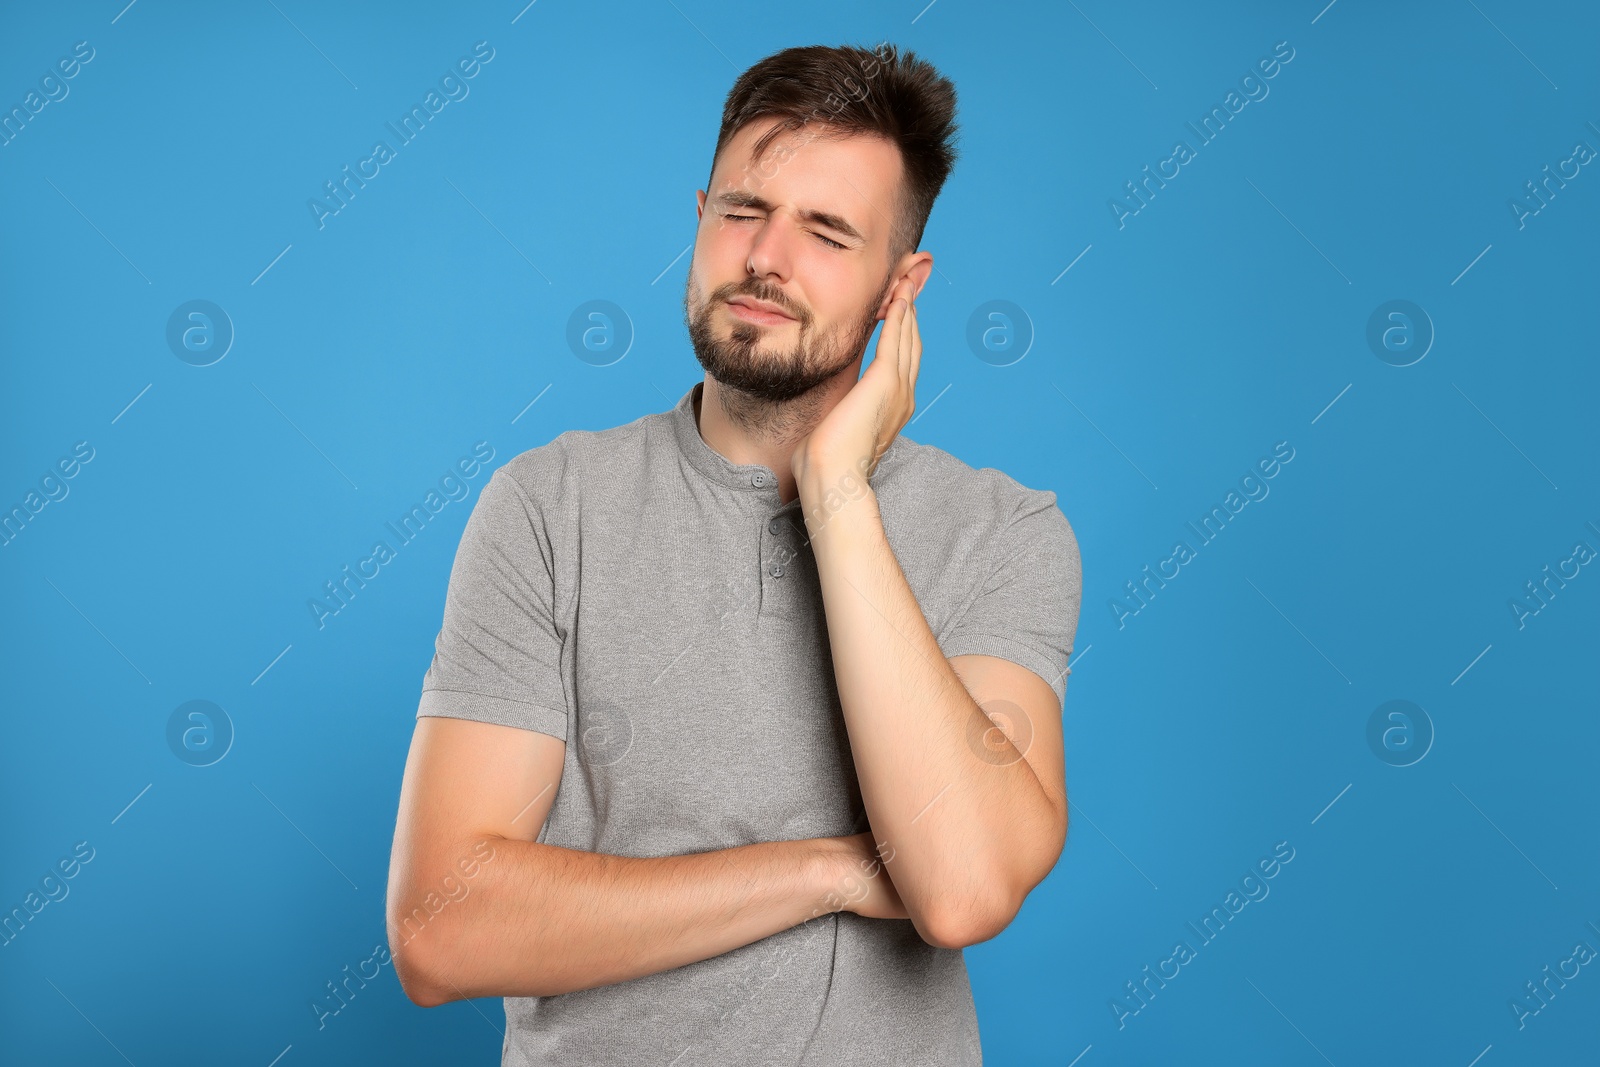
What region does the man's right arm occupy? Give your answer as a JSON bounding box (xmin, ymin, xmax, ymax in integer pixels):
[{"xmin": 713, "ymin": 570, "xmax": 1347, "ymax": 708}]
[{"xmin": 386, "ymin": 716, "xmax": 895, "ymax": 1006}]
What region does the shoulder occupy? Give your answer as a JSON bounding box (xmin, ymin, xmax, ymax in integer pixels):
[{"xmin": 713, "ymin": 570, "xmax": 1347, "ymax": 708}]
[
  {"xmin": 882, "ymin": 436, "xmax": 1071, "ymax": 531},
  {"xmin": 876, "ymin": 436, "xmax": 1081, "ymax": 586},
  {"xmin": 492, "ymin": 407, "xmax": 668, "ymax": 502}
]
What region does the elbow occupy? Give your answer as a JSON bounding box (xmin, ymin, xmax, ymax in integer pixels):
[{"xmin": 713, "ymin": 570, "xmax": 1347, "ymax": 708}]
[
  {"xmin": 399, "ymin": 975, "xmax": 448, "ymax": 1010},
  {"xmin": 917, "ymin": 842, "xmax": 1057, "ymax": 949},
  {"xmin": 387, "ymin": 890, "xmax": 444, "ymax": 1006},
  {"xmin": 389, "ymin": 934, "xmax": 453, "ymax": 1008},
  {"xmin": 916, "ymin": 886, "xmax": 1022, "ymax": 950},
  {"xmin": 386, "ymin": 844, "xmax": 499, "ymax": 1007},
  {"xmin": 918, "ymin": 797, "xmax": 1066, "ymax": 950},
  {"xmin": 387, "ymin": 888, "xmax": 470, "ymax": 1008}
]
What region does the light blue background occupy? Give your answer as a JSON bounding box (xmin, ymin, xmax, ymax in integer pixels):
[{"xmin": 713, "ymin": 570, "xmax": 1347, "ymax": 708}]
[{"xmin": 3, "ymin": 1, "xmax": 1596, "ymax": 1064}]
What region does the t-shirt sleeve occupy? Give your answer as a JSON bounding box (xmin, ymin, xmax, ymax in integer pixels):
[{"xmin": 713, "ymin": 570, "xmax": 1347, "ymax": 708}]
[
  {"xmin": 937, "ymin": 490, "xmax": 1083, "ymax": 707},
  {"xmin": 416, "ymin": 467, "xmax": 569, "ymax": 741}
]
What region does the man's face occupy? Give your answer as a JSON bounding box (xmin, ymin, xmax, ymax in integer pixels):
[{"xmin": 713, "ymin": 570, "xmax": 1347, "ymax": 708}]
[{"xmin": 684, "ymin": 120, "xmax": 908, "ymax": 405}]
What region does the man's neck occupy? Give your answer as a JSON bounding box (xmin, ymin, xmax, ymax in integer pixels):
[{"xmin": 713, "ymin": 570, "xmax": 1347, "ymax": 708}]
[{"xmin": 696, "ymin": 371, "xmax": 860, "ymax": 505}]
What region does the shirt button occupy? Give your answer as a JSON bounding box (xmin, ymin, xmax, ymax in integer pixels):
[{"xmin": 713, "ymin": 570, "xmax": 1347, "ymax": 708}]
[
  {"xmin": 768, "ymin": 517, "xmax": 782, "ymax": 534},
  {"xmin": 770, "ymin": 563, "xmax": 785, "ymax": 577},
  {"xmin": 751, "ymin": 471, "xmax": 769, "ymax": 487}
]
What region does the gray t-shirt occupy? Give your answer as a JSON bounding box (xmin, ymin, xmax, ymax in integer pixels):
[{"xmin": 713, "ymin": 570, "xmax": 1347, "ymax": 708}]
[{"xmin": 416, "ymin": 380, "xmax": 1083, "ymax": 1066}]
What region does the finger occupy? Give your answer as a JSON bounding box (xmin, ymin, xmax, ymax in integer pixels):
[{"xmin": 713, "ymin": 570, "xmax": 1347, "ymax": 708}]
[
  {"xmin": 882, "ymin": 289, "xmax": 907, "ymax": 369},
  {"xmin": 899, "ymin": 292, "xmax": 914, "ymax": 381},
  {"xmin": 907, "ymin": 296, "xmax": 921, "ymax": 389},
  {"xmin": 889, "ymin": 280, "xmax": 914, "ymax": 379},
  {"xmin": 895, "ymin": 297, "xmax": 910, "ymax": 387}
]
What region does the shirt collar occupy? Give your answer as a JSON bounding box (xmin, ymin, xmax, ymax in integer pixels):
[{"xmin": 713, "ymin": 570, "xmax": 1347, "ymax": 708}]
[{"xmin": 669, "ymin": 380, "xmax": 904, "ymax": 495}]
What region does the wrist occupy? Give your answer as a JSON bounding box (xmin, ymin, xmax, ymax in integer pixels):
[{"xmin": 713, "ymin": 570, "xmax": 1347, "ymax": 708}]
[
  {"xmin": 803, "ymin": 837, "xmax": 855, "ymax": 918},
  {"xmin": 795, "ymin": 446, "xmax": 875, "ymax": 496},
  {"xmin": 797, "ymin": 457, "xmax": 878, "ymax": 526}
]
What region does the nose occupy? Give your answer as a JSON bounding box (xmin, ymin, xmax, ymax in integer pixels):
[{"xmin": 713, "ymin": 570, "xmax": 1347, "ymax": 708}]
[{"xmin": 743, "ymin": 210, "xmax": 798, "ymax": 287}]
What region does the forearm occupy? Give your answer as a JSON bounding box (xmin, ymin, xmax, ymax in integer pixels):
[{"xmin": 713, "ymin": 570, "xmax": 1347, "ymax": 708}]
[
  {"xmin": 395, "ymin": 835, "xmax": 843, "ymax": 1004},
  {"xmin": 800, "ymin": 474, "xmax": 1056, "ymax": 945}
]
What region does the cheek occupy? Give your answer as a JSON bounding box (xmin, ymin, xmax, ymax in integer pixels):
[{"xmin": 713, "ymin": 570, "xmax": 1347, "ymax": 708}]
[
  {"xmin": 800, "ymin": 251, "xmax": 853, "ymax": 294},
  {"xmin": 824, "ymin": 270, "xmax": 882, "ymax": 324},
  {"xmin": 702, "ymin": 224, "xmax": 754, "ymax": 274}
]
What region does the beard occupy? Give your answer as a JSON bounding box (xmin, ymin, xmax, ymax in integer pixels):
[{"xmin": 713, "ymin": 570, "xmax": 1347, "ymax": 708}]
[{"xmin": 684, "ymin": 271, "xmax": 893, "ymax": 410}]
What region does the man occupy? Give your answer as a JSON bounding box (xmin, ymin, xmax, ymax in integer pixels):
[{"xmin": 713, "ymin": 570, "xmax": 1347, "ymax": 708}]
[{"xmin": 386, "ymin": 42, "xmax": 1082, "ymax": 1066}]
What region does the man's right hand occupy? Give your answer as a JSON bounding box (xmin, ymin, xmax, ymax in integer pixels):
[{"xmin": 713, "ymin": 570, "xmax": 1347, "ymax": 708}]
[{"xmin": 817, "ymin": 831, "xmax": 909, "ymax": 922}]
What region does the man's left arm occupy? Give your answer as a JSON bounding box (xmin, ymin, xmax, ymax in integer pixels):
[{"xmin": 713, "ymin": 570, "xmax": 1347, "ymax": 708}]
[{"xmin": 801, "ymin": 475, "xmax": 1073, "ymax": 951}]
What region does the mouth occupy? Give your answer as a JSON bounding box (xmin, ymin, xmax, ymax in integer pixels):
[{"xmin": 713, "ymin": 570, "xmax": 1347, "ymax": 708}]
[{"xmin": 726, "ymin": 298, "xmax": 796, "ymax": 326}]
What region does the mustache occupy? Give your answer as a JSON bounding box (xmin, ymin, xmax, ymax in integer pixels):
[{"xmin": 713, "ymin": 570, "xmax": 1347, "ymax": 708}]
[{"xmin": 718, "ymin": 283, "xmax": 807, "ymax": 323}]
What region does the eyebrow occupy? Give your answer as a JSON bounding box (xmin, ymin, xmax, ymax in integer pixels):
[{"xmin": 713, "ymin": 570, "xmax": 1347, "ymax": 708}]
[{"xmin": 713, "ymin": 190, "xmax": 866, "ymax": 245}]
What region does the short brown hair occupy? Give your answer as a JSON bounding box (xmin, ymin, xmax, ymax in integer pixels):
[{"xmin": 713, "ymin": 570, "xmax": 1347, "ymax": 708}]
[{"xmin": 708, "ymin": 43, "xmax": 960, "ymax": 263}]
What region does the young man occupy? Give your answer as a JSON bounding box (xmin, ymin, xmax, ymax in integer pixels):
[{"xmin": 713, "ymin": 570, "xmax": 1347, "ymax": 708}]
[{"xmin": 387, "ymin": 42, "xmax": 1082, "ymax": 1066}]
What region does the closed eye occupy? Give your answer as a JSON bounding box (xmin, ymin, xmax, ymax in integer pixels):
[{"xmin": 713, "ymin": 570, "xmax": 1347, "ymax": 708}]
[{"xmin": 723, "ymin": 213, "xmax": 846, "ymax": 250}]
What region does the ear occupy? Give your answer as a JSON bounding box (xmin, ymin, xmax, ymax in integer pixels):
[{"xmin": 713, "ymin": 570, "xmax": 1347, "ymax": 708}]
[
  {"xmin": 696, "ymin": 189, "xmax": 706, "ymax": 221},
  {"xmin": 875, "ymin": 252, "xmax": 935, "ymax": 320}
]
